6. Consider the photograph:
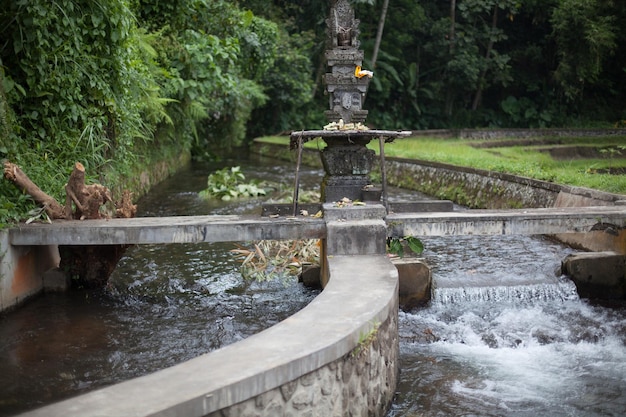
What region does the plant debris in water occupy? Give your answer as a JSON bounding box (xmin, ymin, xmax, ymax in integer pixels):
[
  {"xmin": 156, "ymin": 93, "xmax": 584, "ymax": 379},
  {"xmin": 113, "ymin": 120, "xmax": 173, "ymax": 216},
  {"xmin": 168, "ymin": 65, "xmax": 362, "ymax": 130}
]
[{"xmin": 230, "ymin": 239, "xmax": 320, "ymax": 282}]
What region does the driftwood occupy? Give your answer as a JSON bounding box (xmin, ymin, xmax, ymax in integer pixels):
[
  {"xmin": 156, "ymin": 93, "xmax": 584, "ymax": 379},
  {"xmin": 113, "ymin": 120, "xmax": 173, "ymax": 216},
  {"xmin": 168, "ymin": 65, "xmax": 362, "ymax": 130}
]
[
  {"xmin": 115, "ymin": 189, "xmax": 137, "ymax": 219},
  {"xmin": 3, "ymin": 160, "xmax": 137, "ymax": 288},
  {"xmin": 3, "ymin": 160, "xmax": 136, "ymax": 220}
]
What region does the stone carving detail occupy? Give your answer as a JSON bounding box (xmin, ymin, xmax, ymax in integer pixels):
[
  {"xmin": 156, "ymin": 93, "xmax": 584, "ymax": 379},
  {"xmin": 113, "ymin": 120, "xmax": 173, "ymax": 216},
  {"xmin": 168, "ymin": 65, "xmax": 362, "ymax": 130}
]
[{"xmin": 324, "ymin": 0, "xmax": 369, "ymax": 124}]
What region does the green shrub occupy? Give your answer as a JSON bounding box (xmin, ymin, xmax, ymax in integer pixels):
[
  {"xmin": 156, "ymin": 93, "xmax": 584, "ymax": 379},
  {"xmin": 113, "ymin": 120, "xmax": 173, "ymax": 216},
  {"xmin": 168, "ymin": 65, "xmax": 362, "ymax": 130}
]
[{"xmin": 199, "ymin": 166, "xmax": 267, "ymax": 201}]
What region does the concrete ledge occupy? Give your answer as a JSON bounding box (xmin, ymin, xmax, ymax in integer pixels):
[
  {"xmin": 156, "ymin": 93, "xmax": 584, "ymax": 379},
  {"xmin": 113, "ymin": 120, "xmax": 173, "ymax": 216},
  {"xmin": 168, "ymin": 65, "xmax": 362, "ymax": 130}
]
[
  {"xmin": 10, "ymin": 215, "xmax": 327, "ymax": 246},
  {"xmin": 20, "ymin": 254, "xmax": 399, "ymax": 417},
  {"xmin": 386, "ymin": 206, "xmax": 626, "ymax": 236},
  {"xmin": 388, "ymin": 200, "xmax": 454, "ymax": 213},
  {"xmin": 323, "ymin": 202, "xmax": 387, "ymax": 221}
]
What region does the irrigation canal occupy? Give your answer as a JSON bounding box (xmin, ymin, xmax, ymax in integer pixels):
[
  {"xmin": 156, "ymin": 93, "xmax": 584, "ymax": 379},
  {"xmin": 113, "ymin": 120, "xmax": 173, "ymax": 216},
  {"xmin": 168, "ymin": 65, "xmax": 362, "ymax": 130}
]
[{"xmin": 1, "ymin": 156, "xmax": 625, "ymax": 416}]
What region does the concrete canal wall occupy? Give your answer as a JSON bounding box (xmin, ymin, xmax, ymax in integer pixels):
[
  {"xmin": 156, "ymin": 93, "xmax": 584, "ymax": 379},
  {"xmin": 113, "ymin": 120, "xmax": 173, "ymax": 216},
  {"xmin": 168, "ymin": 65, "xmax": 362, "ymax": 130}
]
[
  {"xmin": 384, "ymin": 157, "xmax": 626, "ymax": 254},
  {"xmin": 0, "ymin": 231, "xmax": 58, "ymax": 312},
  {"xmin": 384, "ymin": 156, "xmax": 623, "ymax": 210}
]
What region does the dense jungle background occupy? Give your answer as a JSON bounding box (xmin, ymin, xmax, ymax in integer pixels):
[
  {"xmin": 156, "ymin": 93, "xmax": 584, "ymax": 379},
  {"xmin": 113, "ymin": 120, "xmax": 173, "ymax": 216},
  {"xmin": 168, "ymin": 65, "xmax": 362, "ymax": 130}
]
[{"xmin": 1, "ymin": 0, "xmax": 625, "ymax": 224}]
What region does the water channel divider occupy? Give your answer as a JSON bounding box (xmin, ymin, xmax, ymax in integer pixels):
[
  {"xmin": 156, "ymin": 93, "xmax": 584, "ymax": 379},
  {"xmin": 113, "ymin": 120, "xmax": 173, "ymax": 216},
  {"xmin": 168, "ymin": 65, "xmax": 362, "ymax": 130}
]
[{"xmin": 8, "ymin": 203, "xmax": 400, "ymax": 416}]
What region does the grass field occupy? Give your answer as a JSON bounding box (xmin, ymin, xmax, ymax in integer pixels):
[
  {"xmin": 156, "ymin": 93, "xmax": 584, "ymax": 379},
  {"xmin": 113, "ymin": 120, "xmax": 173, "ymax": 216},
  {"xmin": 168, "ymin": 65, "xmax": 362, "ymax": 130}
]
[{"xmin": 255, "ymin": 135, "xmax": 626, "ymax": 195}]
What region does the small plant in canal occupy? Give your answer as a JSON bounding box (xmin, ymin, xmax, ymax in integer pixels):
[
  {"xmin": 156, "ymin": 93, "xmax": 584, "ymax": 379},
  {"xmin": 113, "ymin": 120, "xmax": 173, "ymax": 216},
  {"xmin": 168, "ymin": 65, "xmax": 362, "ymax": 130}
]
[
  {"xmin": 386, "ymin": 236, "xmax": 424, "ymax": 258},
  {"xmin": 351, "ymin": 321, "xmax": 381, "ymax": 358},
  {"xmin": 199, "ymin": 166, "xmax": 267, "ymax": 200}
]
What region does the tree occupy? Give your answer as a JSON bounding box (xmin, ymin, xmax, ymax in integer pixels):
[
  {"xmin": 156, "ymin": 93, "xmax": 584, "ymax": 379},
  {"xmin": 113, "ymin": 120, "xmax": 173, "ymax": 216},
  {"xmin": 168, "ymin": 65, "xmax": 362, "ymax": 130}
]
[
  {"xmin": 371, "ymin": 0, "xmax": 390, "ymax": 71},
  {"xmin": 133, "ymin": 0, "xmax": 282, "ymax": 152},
  {"xmin": 551, "ymin": 0, "xmax": 619, "ymax": 101}
]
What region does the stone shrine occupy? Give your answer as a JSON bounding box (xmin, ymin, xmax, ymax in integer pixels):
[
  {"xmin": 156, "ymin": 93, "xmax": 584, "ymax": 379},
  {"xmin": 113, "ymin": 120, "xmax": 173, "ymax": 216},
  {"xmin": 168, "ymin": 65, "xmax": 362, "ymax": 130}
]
[{"xmin": 291, "ymin": 0, "xmax": 410, "ymax": 203}]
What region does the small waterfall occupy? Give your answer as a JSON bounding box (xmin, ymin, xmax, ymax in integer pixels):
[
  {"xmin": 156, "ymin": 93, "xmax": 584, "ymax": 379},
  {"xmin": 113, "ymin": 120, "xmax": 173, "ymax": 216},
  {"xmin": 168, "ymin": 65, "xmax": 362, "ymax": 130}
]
[
  {"xmin": 392, "ymin": 235, "xmax": 626, "ymax": 417},
  {"xmin": 432, "ymin": 275, "xmax": 579, "ymax": 305}
]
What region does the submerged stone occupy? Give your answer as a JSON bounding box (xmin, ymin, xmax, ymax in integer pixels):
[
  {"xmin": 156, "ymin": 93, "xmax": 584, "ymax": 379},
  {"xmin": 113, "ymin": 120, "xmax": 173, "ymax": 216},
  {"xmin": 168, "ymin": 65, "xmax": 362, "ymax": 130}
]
[{"xmin": 562, "ymin": 251, "xmax": 626, "ymax": 299}]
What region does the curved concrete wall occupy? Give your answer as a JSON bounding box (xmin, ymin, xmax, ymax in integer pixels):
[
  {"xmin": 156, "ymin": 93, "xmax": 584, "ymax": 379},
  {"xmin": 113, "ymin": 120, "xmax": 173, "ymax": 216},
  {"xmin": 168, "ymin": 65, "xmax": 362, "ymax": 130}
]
[{"xmin": 21, "ymin": 254, "xmax": 399, "ymax": 417}]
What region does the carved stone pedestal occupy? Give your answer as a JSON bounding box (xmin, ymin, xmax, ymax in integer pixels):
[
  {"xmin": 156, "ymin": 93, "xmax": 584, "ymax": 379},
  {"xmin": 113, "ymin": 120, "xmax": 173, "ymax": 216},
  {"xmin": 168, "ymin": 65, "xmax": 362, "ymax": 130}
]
[{"xmin": 320, "ymin": 141, "xmax": 375, "ymax": 201}]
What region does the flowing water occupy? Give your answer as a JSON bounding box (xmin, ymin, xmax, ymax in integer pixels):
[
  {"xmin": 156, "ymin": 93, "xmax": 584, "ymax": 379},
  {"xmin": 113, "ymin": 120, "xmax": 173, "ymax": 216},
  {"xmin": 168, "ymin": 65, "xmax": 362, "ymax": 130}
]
[
  {"xmin": 0, "ymin": 157, "xmax": 322, "ymax": 416},
  {"xmin": 1, "ymin": 157, "xmax": 625, "ymax": 416},
  {"xmin": 388, "ymin": 235, "xmax": 626, "ymax": 417}
]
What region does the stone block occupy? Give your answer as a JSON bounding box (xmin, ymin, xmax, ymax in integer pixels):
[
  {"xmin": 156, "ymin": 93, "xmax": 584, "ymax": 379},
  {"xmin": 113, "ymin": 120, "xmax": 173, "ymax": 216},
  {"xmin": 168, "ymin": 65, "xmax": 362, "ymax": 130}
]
[
  {"xmin": 299, "ymin": 266, "xmax": 322, "ymax": 289},
  {"xmin": 322, "ymin": 183, "xmax": 367, "ymax": 202},
  {"xmin": 42, "ymin": 267, "xmax": 69, "ymax": 292},
  {"xmin": 391, "ymin": 258, "xmax": 432, "ymax": 309},
  {"xmin": 325, "ymin": 220, "xmax": 387, "ymax": 255},
  {"xmin": 323, "ymin": 203, "xmax": 386, "ymax": 221},
  {"xmin": 562, "ymin": 251, "xmax": 625, "ymax": 299},
  {"xmin": 321, "ymin": 145, "xmax": 375, "ymax": 176},
  {"xmin": 360, "ymin": 187, "xmax": 381, "ymax": 202}
]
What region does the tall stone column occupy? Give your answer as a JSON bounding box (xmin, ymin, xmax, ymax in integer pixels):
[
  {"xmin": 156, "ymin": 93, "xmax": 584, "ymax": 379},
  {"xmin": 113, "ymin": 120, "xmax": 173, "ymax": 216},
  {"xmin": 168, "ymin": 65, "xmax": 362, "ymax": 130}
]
[{"xmin": 321, "ymin": 0, "xmax": 374, "ymax": 202}]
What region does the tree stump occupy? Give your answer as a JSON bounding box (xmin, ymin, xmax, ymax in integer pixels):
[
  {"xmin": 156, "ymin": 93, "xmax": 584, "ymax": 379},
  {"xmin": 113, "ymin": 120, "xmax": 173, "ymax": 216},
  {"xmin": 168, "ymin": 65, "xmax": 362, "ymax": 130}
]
[
  {"xmin": 59, "ymin": 244, "xmax": 131, "ymax": 289},
  {"xmin": 65, "ymin": 162, "xmax": 112, "ymax": 220}
]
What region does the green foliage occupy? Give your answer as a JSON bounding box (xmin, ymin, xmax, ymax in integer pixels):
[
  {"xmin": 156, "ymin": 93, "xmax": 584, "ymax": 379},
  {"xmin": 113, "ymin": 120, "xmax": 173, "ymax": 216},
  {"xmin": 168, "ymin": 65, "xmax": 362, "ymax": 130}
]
[
  {"xmin": 1, "ymin": 0, "xmax": 164, "ymax": 155},
  {"xmin": 0, "ymin": 0, "xmax": 280, "ymax": 224},
  {"xmin": 551, "ymin": 0, "xmax": 618, "ymax": 101},
  {"xmin": 247, "ymin": 29, "xmax": 319, "ymax": 137},
  {"xmin": 199, "ymin": 166, "xmax": 267, "ymax": 201},
  {"xmin": 500, "ymin": 96, "xmax": 553, "ymax": 127},
  {"xmin": 138, "ymin": 0, "xmax": 277, "ymax": 153},
  {"xmin": 0, "ymin": 0, "xmax": 175, "ymax": 224},
  {"xmin": 245, "ymin": 0, "xmax": 626, "ymax": 130}
]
